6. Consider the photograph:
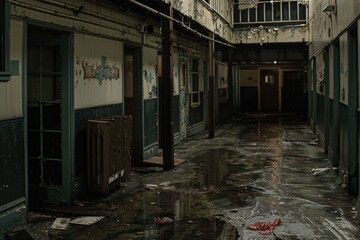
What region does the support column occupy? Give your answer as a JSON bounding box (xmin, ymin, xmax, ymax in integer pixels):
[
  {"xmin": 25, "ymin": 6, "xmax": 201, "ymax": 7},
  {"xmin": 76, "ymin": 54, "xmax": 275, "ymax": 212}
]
[
  {"xmin": 161, "ymin": 3, "xmax": 174, "ymax": 170},
  {"xmin": 208, "ymin": 32, "xmax": 215, "ymax": 139},
  {"xmin": 228, "ymin": 48, "xmax": 234, "ymax": 118}
]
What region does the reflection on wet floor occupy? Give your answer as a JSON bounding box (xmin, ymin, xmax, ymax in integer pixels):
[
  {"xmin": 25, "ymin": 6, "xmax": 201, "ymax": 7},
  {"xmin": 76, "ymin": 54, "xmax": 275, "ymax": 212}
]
[{"xmin": 26, "ymin": 113, "xmax": 360, "ymax": 240}]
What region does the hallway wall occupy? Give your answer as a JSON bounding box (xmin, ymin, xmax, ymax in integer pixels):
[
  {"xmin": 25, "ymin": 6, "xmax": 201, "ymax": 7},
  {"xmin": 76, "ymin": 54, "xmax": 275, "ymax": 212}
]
[
  {"xmin": 308, "ymin": 0, "xmax": 360, "ymax": 217},
  {"xmin": 0, "ymin": 18, "xmax": 25, "ymax": 236},
  {"xmin": 0, "ymin": 1, "xmax": 218, "ymax": 234}
]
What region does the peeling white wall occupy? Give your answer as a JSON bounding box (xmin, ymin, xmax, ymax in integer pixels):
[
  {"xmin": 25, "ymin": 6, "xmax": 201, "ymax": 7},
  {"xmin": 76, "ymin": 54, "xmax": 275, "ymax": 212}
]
[
  {"xmin": 339, "ymin": 34, "xmax": 348, "ymax": 105},
  {"xmin": 233, "ymin": 25, "xmax": 308, "ymax": 45},
  {"xmin": 173, "ymin": 50, "xmax": 180, "ymax": 95},
  {"xmin": 74, "ymin": 33, "xmax": 123, "ymax": 109},
  {"xmin": 217, "ymin": 62, "xmax": 228, "ymax": 89},
  {"xmin": 309, "ymin": 0, "xmax": 360, "ymax": 57},
  {"xmin": 143, "ymin": 47, "xmax": 158, "ymax": 100},
  {"xmin": 0, "ymin": 19, "xmax": 23, "ymax": 120},
  {"xmin": 172, "ymin": 0, "xmax": 232, "ymax": 42},
  {"xmin": 309, "ymin": 0, "xmax": 360, "ymax": 105}
]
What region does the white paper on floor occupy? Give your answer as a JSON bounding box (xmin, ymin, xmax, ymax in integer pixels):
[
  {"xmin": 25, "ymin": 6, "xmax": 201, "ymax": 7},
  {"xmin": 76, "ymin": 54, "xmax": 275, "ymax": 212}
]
[
  {"xmin": 50, "ymin": 218, "xmax": 71, "ymax": 230},
  {"xmin": 69, "ymin": 216, "xmax": 105, "ymax": 226}
]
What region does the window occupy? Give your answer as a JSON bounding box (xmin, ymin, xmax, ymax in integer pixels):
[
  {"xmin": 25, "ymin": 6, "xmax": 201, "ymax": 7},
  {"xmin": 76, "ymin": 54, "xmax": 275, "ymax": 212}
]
[
  {"xmin": 190, "ymin": 59, "xmax": 201, "ymax": 106},
  {"xmin": 0, "ymin": 0, "xmax": 10, "ymax": 81},
  {"xmin": 233, "ymin": 0, "xmax": 307, "ymax": 27}
]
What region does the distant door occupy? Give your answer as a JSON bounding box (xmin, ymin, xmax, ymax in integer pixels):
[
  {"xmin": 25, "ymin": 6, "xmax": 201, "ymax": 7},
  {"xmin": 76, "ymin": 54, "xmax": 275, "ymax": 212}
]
[
  {"xmin": 124, "ymin": 46, "xmax": 143, "ymax": 165},
  {"xmin": 282, "ymin": 70, "xmax": 307, "ymax": 112},
  {"xmin": 260, "ymin": 69, "xmax": 279, "ymax": 111},
  {"xmin": 27, "ymin": 27, "xmax": 71, "ymax": 203},
  {"xmin": 179, "ymin": 58, "xmax": 189, "ymax": 140}
]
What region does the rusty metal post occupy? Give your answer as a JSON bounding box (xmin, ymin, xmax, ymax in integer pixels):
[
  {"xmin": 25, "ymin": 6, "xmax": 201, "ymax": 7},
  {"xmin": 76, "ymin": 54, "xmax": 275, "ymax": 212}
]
[
  {"xmin": 161, "ymin": 3, "xmax": 174, "ymax": 170},
  {"xmin": 208, "ymin": 31, "xmax": 215, "ymax": 139}
]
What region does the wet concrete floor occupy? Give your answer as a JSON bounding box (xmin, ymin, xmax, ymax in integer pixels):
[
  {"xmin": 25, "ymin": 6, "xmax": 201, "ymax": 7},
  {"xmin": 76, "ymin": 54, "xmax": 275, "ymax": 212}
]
[{"xmin": 24, "ymin": 113, "xmax": 360, "ymax": 239}]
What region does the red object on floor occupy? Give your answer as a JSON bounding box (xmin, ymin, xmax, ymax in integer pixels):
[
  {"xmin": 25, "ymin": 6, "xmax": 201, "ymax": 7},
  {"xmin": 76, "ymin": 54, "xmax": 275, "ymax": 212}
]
[
  {"xmin": 153, "ymin": 217, "xmax": 174, "ymax": 225},
  {"xmin": 246, "ymin": 218, "xmax": 281, "ymax": 235}
]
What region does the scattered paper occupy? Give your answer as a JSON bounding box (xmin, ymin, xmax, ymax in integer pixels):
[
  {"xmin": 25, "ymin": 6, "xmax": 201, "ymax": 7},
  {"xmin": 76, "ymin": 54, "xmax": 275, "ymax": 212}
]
[
  {"xmin": 312, "ymin": 167, "xmax": 338, "ymax": 176},
  {"xmin": 145, "ymin": 183, "xmax": 176, "ymax": 191},
  {"xmin": 50, "ymin": 218, "xmax": 70, "ymax": 230},
  {"xmin": 69, "ymin": 216, "xmax": 105, "ymax": 226}
]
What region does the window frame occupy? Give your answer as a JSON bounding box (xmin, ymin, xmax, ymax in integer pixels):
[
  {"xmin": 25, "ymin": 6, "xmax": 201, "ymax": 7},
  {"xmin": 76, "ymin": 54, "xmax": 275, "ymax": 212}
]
[
  {"xmin": 233, "ymin": 0, "xmax": 307, "ymax": 27},
  {"xmin": 190, "ymin": 59, "xmax": 202, "ymax": 107},
  {"xmin": 0, "ymin": 0, "xmax": 10, "ymax": 81}
]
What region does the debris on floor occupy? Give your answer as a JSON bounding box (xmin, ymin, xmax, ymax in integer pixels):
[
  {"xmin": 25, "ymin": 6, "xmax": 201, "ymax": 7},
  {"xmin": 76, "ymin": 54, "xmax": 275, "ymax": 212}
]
[
  {"xmin": 5, "ymin": 229, "xmax": 34, "ymax": 240},
  {"xmin": 69, "ymin": 216, "xmax": 105, "ymax": 226},
  {"xmin": 144, "ymin": 182, "xmax": 176, "ymax": 191},
  {"xmin": 153, "ymin": 216, "xmax": 174, "ymax": 225},
  {"xmin": 246, "ymin": 218, "xmax": 281, "ymax": 235},
  {"xmin": 312, "ymin": 167, "xmax": 338, "ymax": 176},
  {"xmin": 50, "ymin": 218, "xmax": 71, "ymax": 230}
]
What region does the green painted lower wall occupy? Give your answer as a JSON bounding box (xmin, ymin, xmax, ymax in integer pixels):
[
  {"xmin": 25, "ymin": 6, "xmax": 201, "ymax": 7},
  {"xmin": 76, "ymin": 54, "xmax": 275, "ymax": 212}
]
[
  {"xmin": 144, "ymin": 98, "xmax": 158, "ymax": 148},
  {"xmin": 339, "ymin": 103, "xmax": 348, "ymax": 189},
  {"xmin": 328, "ymin": 99, "xmax": 340, "ymax": 167},
  {"xmin": 173, "ymin": 95, "xmax": 180, "ymax": 134},
  {"xmin": 316, "ymin": 93, "xmax": 325, "ymax": 136},
  {"xmin": 0, "ymin": 118, "xmax": 26, "ymax": 237},
  {"xmin": 189, "ymin": 93, "xmax": 204, "ymax": 126},
  {"xmin": 74, "ymin": 104, "xmax": 123, "ymax": 195},
  {"xmin": 0, "ymin": 118, "xmax": 25, "ymax": 206}
]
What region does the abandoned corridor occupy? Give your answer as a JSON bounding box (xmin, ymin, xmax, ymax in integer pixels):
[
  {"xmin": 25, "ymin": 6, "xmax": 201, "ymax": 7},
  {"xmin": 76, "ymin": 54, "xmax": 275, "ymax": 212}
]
[{"xmin": 25, "ymin": 113, "xmax": 360, "ymax": 240}]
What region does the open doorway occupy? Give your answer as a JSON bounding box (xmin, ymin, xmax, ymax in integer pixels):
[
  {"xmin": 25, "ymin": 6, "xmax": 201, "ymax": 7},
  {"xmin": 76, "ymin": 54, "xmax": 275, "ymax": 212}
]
[{"xmin": 27, "ymin": 26, "xmax": 72, "ymax": 204}]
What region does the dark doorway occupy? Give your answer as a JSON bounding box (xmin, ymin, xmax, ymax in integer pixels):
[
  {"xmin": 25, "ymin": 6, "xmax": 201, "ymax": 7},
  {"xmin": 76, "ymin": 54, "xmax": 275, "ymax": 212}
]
[
  {"xmin": 282, "ymin": 70, "xmax": 307, "ymax": 113},
  {"xmin": 124, "ymin": 46, "xmax": 143, "ymax": 165}
]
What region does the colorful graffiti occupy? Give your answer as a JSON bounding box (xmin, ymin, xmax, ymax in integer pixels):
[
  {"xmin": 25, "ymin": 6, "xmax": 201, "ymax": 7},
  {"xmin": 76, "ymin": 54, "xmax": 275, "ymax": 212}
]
[{"xmin": 80, "ymin": 56, "xmax": 120, "ymax": 85}]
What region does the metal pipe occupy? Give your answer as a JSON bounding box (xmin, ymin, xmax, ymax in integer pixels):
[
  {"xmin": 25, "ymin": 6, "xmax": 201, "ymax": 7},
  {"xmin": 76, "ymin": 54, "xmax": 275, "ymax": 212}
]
[
  {"xmin": 9, "ymin": 0, "xmax": 138, "ymax": 37},
  {"xmin": 36, "ymin": 0, "xmax": 136, "ymax": 30},
  {"xmin": 126, "ymin": 0, "xmax": 234, "ymax": 48}
]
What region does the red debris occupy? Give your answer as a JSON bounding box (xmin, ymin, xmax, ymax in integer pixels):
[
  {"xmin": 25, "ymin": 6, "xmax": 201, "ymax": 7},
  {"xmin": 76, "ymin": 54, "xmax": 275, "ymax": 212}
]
[
  {"xmin": 153, "ymin": 217, "xmax": 174, "ymax": 225},
  {"xmin": 246, "ymin": 218, "xmax": 281, "ymax": 235}
]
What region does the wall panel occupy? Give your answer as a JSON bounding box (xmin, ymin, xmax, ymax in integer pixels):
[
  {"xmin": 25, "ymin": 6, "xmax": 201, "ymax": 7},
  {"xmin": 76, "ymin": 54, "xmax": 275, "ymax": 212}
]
[{"xmin": 0, "ymin": 19, "xmax": 23, "ymax": 120}]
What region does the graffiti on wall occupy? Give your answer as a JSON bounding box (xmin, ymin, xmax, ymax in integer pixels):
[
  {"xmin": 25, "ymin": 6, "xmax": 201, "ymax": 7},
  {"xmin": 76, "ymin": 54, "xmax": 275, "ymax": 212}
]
[{"xmin": 76, "ymin": 56, "xmax": 120, "ymax": 86}]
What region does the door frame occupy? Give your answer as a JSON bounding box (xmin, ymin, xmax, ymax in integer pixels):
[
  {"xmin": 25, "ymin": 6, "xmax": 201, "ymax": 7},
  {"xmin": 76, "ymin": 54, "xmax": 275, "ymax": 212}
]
[
  {"xmin": 324, "ymin": 48, "xmax": 330, "ymax": 154},
  {"xmin": 24, "ymin": 22, "xmax": 74, "ymax": 204},
  {"xmin": 124, "ymin": 43, "xmax": 143, "ymax": 165},
  {"xmin": 347, "ymin": 26, "xmax": 358, "ymax": 196}
]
